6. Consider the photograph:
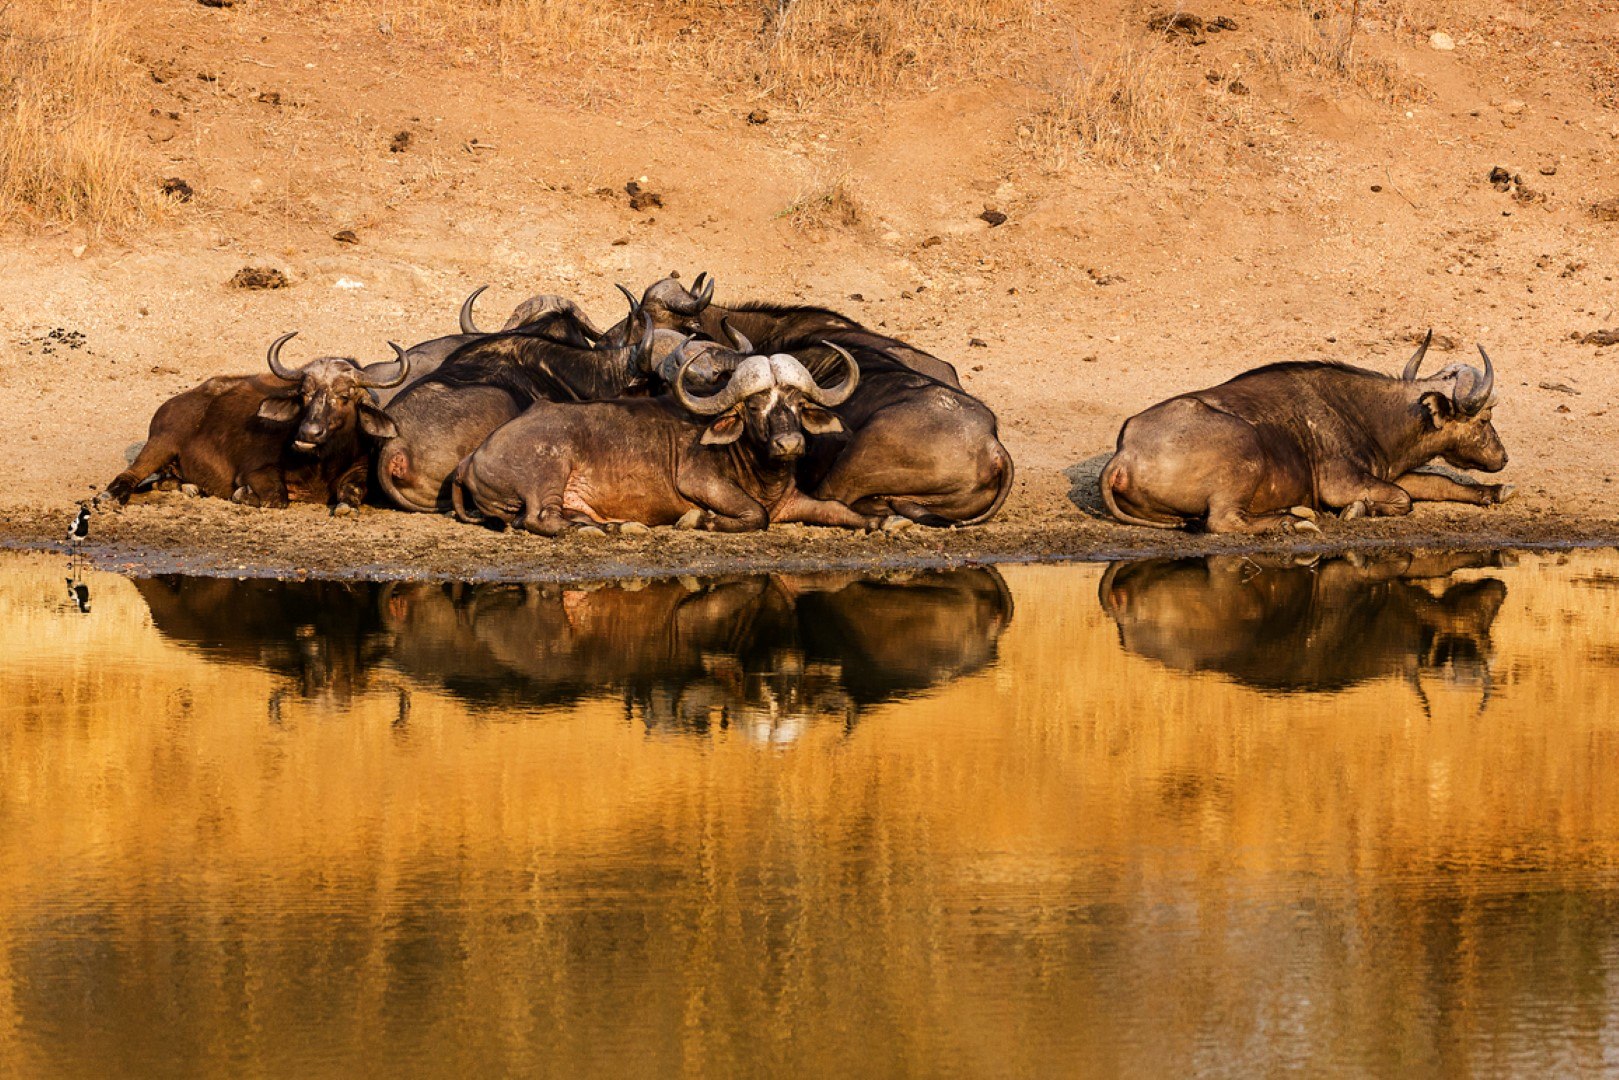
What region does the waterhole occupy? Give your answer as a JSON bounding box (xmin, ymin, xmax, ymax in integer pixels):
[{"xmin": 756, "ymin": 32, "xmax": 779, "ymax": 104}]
[{"xmin": 3, "ymin": 548, "xmax": 1617, "ymax": 1075}]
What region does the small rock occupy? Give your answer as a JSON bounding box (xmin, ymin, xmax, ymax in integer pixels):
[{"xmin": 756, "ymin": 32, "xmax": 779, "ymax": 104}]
[
  {"xmin": 979, "ymin": 209, "xmax": 1007, "ymax": 227},
  {"xmin": 389, "ymin": 130, "xmax": 412, "ymax": 153},
  {"xmin": 1226, "ymin": 79, "xmax": 1249, "ymax": 95},
  {"xmin": 747, "ymin": 109, "xmax": 769, "ymax": 125},
  {"xmin": 625, "ymin": 180, "xmax": 663, "ymax": 211},
  {"xmin": 968, "ymin": 338, "xmax": 988, "ymax": 348},
  {"xmin": 610, "ymin": 237, "xmax": 629, "ymax": 246},
  {"xmin": 1501, "ymin": 99, "xmax": 1526, "ymax": 115},
  {"xmin": 198, "ymin": 0, "xmax": 233, "ymax": 6},
  {"xmin": 1555, "ymin": 404, "xmax": 1571, "ymax": 414},
  {"xmin": 1590, "ymin": 198, "xmax": 1619, "ymax": 222},
  {"xmin": 1370, "ymin": 184, "xmax": 1383, "ymax": 192},
  {"xmin": 333, "ymin": 277, "xmax": 365, "ymax": 290},
  {"xmin": 160, "ymin": 176, "xmax": 194, "ymax": 201},
  {"xmin": 848, "ymin": 293, "xmax": 864, "ymax": 302},
  {"xmin": 255, "ymin": 90, "xmax": 281, "ymax": 106},
  {"xmin": 1428, "ymin": 31, "xmax": 1456, "ymax": 50},
  {"xmin": 920, "ymin": 235, "xmax": 942, "ymax": 248},
  {"xmin": 332, "ymin": 229, "xmax": 359, "ymax": 244},
  {"xmin": 228, "ymin": 266, "xmax": 288, "ymax": 290},
  {"xmin": 1539, "ymin": 380, "xmax": 1580, "ymax": 394},
  {"xmin": 1576, "ymin": 329, "xmax": 1619, "ymax": 346},
  {"xmin": 72, "ymin": 244, "xmax": 87, "ymax": 259},
  {"xmin": 1539, "ymin": 163, "xmax": 1557, "ymax": 175}
]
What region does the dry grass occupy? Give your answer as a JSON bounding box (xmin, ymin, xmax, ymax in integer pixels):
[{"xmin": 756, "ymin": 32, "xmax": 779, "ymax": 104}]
[
  {"xmin": 1020, "ymin": 36, "xmax": 1191, "ymax": 171},
  {"xmin": 1260, "ymin": 1, "xmax": 1416, "ymax": 104},
  {"xmin": 777, "ymin": 172, "xmax": 862, "ymax": 234},
  {"xmin": 343, "ymin": 0, "xmax": 1035, "ymax": 106},
  {"xmin": 0, "ymin": 0, "xmax": 154, "ymax": 232}
]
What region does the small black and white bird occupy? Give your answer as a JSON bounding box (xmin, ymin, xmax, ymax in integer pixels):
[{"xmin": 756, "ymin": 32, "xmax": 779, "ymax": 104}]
[{"xmin": 66, "ymin": 504, "xmax": 90, "ymax": 543}]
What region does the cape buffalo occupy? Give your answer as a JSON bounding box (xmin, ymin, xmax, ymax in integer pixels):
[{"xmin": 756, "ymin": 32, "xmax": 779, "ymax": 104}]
[
  {"xmin": 606, "ymin": 274, "xmax": 1014, "ymax": 526},
  {"xmin": 450, "ymin": 344, "xmax": 883, "ymax": 534},
  {"xmin": 1100, "ymin": 334, "xmax": 1511, "ymax": 533},
  {"xmin": 101, "ymin": 333, "xmax": 408, "ymax": 510}
]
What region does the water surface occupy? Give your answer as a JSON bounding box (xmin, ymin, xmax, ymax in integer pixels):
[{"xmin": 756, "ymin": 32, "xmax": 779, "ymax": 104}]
[{"xmin": 3, "ymin": 549, "xmax": 1619, "ymax": 1077}]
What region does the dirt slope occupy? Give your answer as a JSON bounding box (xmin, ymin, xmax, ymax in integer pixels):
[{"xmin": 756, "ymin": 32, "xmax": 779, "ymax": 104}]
[{"xmin": 3, "ymin": 0, "xmax": 1617, "ymax": 577}]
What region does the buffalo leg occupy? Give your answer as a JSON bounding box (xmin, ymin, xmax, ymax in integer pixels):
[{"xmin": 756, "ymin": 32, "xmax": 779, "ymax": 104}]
[
  {"xmin": 1323, "ymin": 473, "xmax": 1413, "ymax": 520},
  {"xmin": 1394, "ymin": 471, "xmax": 1511, "ymax": 506},
  {"xmin": 771, "ymin": 490, "xmax": 880, "ymax": 530},
  {"xmin": 1206, "ymin": 500, "xmax": 1320, "ymax": 534},
  {"xmin": 675, "ymin": 472, "xmax": 769, "ymax": 533},
  {"xmin": 233, "ymin": 467, "xmax": 289, "ymax": 509},
  {"xmin": 102, "ymin": 435, "xmax": 183, "ymax": 505},
  {"xmin": 333, "ymin": 462, "xmax": 369, "ymax": 509}
]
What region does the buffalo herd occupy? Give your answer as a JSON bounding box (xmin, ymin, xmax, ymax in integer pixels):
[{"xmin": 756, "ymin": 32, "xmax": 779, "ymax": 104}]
[{"xmin": 98, "ymin": 274, "xmax": 1512, "ymax": 535}]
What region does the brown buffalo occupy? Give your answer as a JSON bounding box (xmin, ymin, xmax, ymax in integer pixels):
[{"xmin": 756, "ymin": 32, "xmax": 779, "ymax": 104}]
[
  {"xmin": 451, "ymin": 345, "xmax": 882, "ymax": 534},
  {"xmin": 101, "ymin": 333, "xmax": 408, "ymax": 510},
  {"xmin": 1101, "ymin": 334, "xmax": 1511, "ymax": 533}
]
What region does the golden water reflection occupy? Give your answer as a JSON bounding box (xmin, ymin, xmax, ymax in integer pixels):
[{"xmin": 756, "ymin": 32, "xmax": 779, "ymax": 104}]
[{"xmin": 3, "ymin": 551, "xmax": 1619, "ymax": 1076}]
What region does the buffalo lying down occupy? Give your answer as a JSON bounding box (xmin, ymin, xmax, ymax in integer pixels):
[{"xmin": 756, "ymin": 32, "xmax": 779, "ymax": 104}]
[
  {"xmin": 102, "ymin": 334, "xmax": 408, "ymax": 510},
  {"xmin": 452, "ymin": 345, "xmax": 882, "ymax": 534},
  {"xmin": 1101, "ymin": 334, "xmax": 1511, "ymax": 533}
]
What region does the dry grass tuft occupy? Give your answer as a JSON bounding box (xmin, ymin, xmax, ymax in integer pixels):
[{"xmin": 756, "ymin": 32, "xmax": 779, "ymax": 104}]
[
  {"xmin": 0, "ymin": 0, "xmax": 153, "ymax": 232},
  {"xmin": 1021, "ymin": 38, "xmax": 1191, "ymax": 171},
  {"xmin": 778, "ymin": 172, "xmax": 862, "ymax": 234},
  {"xmin": 349, "ymin": 0, "xmax": 1034, "ymax": 106},
  {"xmin": 1261, "ymin": 1, "xmax": 1415, "ymax": 104}
]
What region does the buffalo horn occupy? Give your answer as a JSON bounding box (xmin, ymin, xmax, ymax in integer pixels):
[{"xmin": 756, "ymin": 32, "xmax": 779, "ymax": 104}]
[
  {"xmin": 1456, "ymin": 344, "xmax": 1495, "ymax": 414},
  {"xmin": 358, "ymin": 342, "xmax": 411, "ymax": 389},
  {"xmin": 808, "ymin": 341, "xmax": 861, "ymax": 407},
  {"xmin": 1403, "ymin": 328, "xmax": 1433, "ymax": 380},
  {"xmin": 721, "ymin": 317, "xmax": 753, "ymax": 354},
  {"xmin": 692, "ymin": 272, "xmax": 715, "ymax": 308},
  {"xmin": 675, "ymin": 354, "xmax": 770, "ymax": 416},
  {"xmin": 459, "ymin": 285, "xmax": 490, "ymax": 334},
  {"xmin": 266, "ymin": 331, "xmax": 301, "ymax": 381}
]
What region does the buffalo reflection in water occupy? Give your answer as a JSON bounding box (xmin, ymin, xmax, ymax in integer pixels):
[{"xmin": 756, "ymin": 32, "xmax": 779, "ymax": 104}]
[
  {"xmin": 135, "ymin": 568, "xmax": 1013, "ymax": 739},
  {"xmin": 1099, "ymin": 551, "xmax": 1509, "ymax": 705}
]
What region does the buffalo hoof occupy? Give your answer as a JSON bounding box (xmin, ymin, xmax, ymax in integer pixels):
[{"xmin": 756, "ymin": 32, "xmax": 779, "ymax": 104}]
[
  {"xmin": 675, "ymin": 509, "xmax": 704, "ymax": 531},
  {"xmin": 1340, "ymin": 500, "xmax": 1368, "ymax": 521},
  {"xmin": 332, "ymin": 502, "xmax": 355, "ymax": 517},
  {"xmin": 1289, "ymin": 505, "xmax": 1318, "ymax": 521},
  {"xmin": 575, "ymin": 525, "xmax": 608, "ymax": 538},
  {"xmin": 231, "ymin": 486, "xmax": 253, "ymax": 505},
  {"xmin": 619, "ymin": 521, "xmax": 652, "ymax": 536},
  {"xmin": 1286, "ymin": 518, "xmax": 1322, "ymax": 535},
  {"xmin": 1493, "ymin": 484, "xmax": 1516, "ymax": 504},
  {"xmin": 880, "ymin": 515, "xmax": 914, "ymax": 533},
  {"xmin": 180, "ymin": 483, "xmax": 201, "ymax": 498}
]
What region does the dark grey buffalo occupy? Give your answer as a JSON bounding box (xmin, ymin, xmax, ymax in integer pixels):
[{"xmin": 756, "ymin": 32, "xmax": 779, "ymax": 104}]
[
  {"xmin": 102, "ymin": 333, "xmax": 408, "ymax": 510},
  {"xmin": 451, "ymin": 346, "xmax": 882, "ymax": 534},
  {"xmin": 1098, "ymin": 551, "xmax": 1509, "ymax": 706},
  {"xmin": 1101, "ymin": 334, "xmax": 1512, "ymax": 533},
  {"xmin": 603, "ymin": 274, "xmax": 1013, "ymax": 526}
]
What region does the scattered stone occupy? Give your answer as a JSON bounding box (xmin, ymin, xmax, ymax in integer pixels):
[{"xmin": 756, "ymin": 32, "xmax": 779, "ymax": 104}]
[
  {"xmin": 228, "ymin": 267, "xmax": 288, "ymax": 290},
  {"xmin": 979, "ymin": 208, "xmax": 1007, "ymax": 227},
  {"xmin": 848, "ymin": 293, "xmax": 864, "ymax": 302},
  {"xmin": 332, "ymin": 229, "xmax": 359, "ymax": 244},
  {"xmin": 198, "ymin": 0, "xmax": 234, "ymax": 6},
  {"xmin": 1562, "ymin": 261, "xmax": 1585, "ymax": 278},
  {"xmin": 389, "ymin": 130, "xmax": 413, "ymax": 153},
  {"xmin": 920, "ymin": 235, "xmax": 942, "ymax": 248},
  {"xmin": 1370, "ymin": 184, "xmax": 1383, "ymax": 192},
  {"xmin": 1539, "ymin": 380, "xmax": 1581, "ymax": 394},
  {"xmin": 747, "ymin": 109, "xmax": 769, "ymax": 125},
  {"xmin": 1487, "ymin": 166, "xmax": 1543, "ymax": 203},
  {"xmin": 160, "ymin": 177, "xmax": 194, "ymax": 201},
  {"xmin": 1500, "ymin": 99, "xmax": 1526, "ymax": 115},
  {"xmin": 969, "ymin": 338, "xmax": 988, "ymax": 348},
  {"xmin": 1429, "ymin": 31, "xmax": 1456, "ymax": 50},
  {"xmin": 610, "ymin": 237, "xmax": 629, "ymax": 246},
  {"xmin": 1081, "ymin": 354, "xmax": 1098, "ymax": 363},
  {"xmin": 1086, "ymin": 267, "xmax": 1123, "ymax": 286},
  {"xmin": 1410, "ymin": 330, "xmax": 1458, "ymax": 351},
  {"xmin": 256, "ymin": 90, "xmax": 281, "ymax": 105},
  {"xmin": 625, "ymin": 180, "xmax": 663, "ymax": 211},
  {"xmin": 1150, "ymin": 12, "xmax": 1235, "ymax": 39},
  {"xmin": 196, "ymin": 71, "xmax": 218, "ymax": 82},
  {"xmin": 1227, "ymin": 79, "xmax": 1249, "ymax": 95},
  {"xmin": 1555, "ymin": 403, "xmax": 1571, "ymax": 414},
  {"xmin": 1590, "ymin": 197, "xmax": 1619, "ymax": 222},
  {"xmin": 1576, "ymin": 329, "xmax": 1619, "ymax": 346},
  {"xmin": 1539, "ymin": 163, "xmax": 1557, "ymax": 175}
]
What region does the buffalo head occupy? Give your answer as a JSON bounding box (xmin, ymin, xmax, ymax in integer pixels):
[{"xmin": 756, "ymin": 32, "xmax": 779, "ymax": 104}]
[
  {"xmin": 1404, "ymin": 336, "xmax": 1506, "ymax": 473},
  {"xmin": 259, "ymin": 332, "xmax": 407, "ymax": 452},
  {"xmin": 673, "ymin": 341, "xmax": 857, "ymax": 460}
]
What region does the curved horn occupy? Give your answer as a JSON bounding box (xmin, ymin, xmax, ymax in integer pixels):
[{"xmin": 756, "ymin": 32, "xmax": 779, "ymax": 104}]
[
  {"xmin": 807, "ymin": 340, "xmax": 861, "ymax": 407},
  {"xmin": 674, "ymin": 352, "xmax": 749, "ymax": 416},
  {"xmin": 358, "ymin": 342, "xmax": 411, "ymax": 389},
  {"xmin": 721, "ymin": 317, "xmax": 752, "ymax": 355},
  {"xmin": 460, "ymin": 285, "xmax": 489, "ymax": 334},
  {"xmin": 1403, "ymin": 328, "xmax": 1433, "ymax": 380},
  {"xmin": 1457, "ymin": 344, "xmax": 1496, "ymax": 414},
  {"xmin": 693, "ymin": 271, "xmax": 715, "ymax": 308},
  {"xmin": 691, "ymin": 271, "xmax": 709, "ymax": 296},
  {"xmin": 266, "ymin": 331, "xmax": 301, "ymax": 381},
  {"xmin": 627, "ymin": 310, "xmax": 655, "ymax": 374}
]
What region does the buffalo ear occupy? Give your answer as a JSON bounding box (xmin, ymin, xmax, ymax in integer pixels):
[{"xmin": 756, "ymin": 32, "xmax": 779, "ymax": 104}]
[
  {"xmin": 1419, "ymin": 391, "xmax": 1455, "ymax": 429},
  {"xmin": 257, "ymin": 396, "xmax": 301, "ymax": 423},
  {"xmin": 701, "ymin": 412, "xmax": 744, "ymax": 445},
  {"xmin": 358, "ymin": 402, "xmax": 399, "ymax": 440},
  {"xmin": 799, "ymin": 404, "xmax": 844, "ymax": 435}
]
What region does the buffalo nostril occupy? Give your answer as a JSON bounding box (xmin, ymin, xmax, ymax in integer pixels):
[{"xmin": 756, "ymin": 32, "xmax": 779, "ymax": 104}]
[{"xmin": 772, "ymin": 434, "xmax": 805, "ymax": 459}]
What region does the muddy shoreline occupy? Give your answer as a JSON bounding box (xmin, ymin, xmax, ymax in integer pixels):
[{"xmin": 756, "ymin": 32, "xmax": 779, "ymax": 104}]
[{"xmin": 9, "ymin": 498, "xmax": 1614, "ymax": 583}]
